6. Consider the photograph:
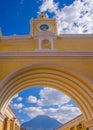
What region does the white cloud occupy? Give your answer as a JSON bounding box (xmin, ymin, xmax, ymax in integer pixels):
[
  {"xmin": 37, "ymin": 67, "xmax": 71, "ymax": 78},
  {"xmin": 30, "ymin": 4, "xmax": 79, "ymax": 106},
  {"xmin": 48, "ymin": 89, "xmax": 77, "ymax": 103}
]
[
  {"xmin": 39, "ymin": 0, "xmax": 93, "ymax": 34},
  {"xmin": 23, "ymin": 87, "xmax": 81, "ymax": 123},
  {"xmin": 56, "ymin": 104, "xmax": 81, "ymax": 123},
  {"xmin": 39, "ymin": 0, "xmax": 59, "ymax": 13},
  {"xmin": 11, "ymin": 94, "xmax": 23, "ymax": 102},
  {"xmin": 21, "ymin": 119, "xmax": 25, "ymax": 123},
  {"xmin": 11, "ymin": 103, "xmax": 24, "ymax": 109},
  {"xmin": 27, "ymin": 96, "xmax": 37, "ymax": 103},
  {"xmin": 37, "ymin": 87, "xmax": 71, "ymax": 106},
  {"xmin": 23, "ymin": 104, "xmax": 81, "ymax": 123},
  {"xmin": 23, "ymin": 107, "xmax": 44, "ymax": 119},
  {"xmin": 18, "ymin": 109, "xmax": 22, "ymax": 113},
  {"xmin": 17, "ymin": 97, "xmax": 23, "ymax": 101}
]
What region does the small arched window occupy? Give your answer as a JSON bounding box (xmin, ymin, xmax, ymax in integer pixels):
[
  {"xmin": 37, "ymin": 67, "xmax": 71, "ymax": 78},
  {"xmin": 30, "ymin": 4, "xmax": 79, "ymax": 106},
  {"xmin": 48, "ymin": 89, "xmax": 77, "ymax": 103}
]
[{"xmin": 41, "ymin": 39, "xmax": 51, "ymax": 49}]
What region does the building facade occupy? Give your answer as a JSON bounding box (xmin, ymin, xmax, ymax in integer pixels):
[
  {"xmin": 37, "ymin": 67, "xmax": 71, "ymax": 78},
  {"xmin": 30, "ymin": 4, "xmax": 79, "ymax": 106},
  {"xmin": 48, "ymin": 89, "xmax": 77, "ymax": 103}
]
[
  {"xmin": 0, "ymin": 14, "xmax": 93, "ymax": 130},
  {"xmin": 0, "ymin": 105, "xmax": 21, "ymax": 130},
  {"xmin": 57, "ymin": 114, "xmax": 88, "ymax": 130}
]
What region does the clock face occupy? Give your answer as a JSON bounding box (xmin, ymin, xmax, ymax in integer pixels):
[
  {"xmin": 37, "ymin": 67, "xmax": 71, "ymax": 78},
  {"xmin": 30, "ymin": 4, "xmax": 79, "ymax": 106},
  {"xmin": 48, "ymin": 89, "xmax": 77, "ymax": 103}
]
[{"xmin": 40, "ymin": 24, "xmax": 49, "ymax": 31}]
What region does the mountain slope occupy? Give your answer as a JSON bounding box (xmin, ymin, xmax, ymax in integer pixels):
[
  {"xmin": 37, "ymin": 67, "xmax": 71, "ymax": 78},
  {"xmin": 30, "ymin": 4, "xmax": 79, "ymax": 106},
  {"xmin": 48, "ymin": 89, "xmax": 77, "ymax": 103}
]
[{"xmin": 21, "ymin": 115, "xmax": 62, "ymax": 130}]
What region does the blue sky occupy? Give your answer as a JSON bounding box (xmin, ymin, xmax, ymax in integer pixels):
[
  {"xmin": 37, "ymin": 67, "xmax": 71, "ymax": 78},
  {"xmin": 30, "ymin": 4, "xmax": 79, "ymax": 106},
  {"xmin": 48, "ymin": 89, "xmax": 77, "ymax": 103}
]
[
  {"xmin": 0, "ymin": 0, "xmax": 93, "ymax": 36},
  {"xmin": 1, "ymin": 0, "xmax": 93, "ymax": 124}
]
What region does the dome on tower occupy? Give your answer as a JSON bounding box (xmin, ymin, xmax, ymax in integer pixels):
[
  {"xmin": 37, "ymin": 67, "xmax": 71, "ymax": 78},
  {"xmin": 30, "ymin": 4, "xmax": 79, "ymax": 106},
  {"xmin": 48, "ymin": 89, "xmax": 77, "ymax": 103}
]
[{"xmin": 38, "ymin": 13, "xmax": 48, "ymax": 19}]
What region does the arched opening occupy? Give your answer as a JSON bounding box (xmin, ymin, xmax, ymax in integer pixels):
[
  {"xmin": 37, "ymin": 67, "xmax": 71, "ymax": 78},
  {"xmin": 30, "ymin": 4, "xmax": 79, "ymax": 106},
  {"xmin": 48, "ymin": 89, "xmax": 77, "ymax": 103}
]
[
  {"xmin": 10, "ymin": 86, "xmax": 82, "ymax": 124},
  {"xmin": 41, "ymin": 39, "xmax": 51, "ymax": 49},
  {"xmin": 0, "ymin": 63, "xmax": 93, "ymax": 123},
  {"xmin": 9, "ymin": 86, "xmax": 83, "ymax": 129}
]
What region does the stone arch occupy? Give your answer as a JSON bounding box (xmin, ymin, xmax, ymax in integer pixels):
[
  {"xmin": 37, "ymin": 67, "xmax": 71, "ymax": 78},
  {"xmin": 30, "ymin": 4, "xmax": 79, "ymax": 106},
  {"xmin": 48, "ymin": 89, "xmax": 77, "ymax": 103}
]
[{"xmin": 0, "ymin": 63, "xmax": 93, "ymax": 123}]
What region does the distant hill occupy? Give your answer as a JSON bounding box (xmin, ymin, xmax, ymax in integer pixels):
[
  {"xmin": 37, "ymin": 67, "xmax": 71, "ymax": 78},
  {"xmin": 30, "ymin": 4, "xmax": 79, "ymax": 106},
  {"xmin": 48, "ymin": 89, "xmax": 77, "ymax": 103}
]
[{"xmin": 21, "ymin": 115, "xmax": 62, "ymax": 130}]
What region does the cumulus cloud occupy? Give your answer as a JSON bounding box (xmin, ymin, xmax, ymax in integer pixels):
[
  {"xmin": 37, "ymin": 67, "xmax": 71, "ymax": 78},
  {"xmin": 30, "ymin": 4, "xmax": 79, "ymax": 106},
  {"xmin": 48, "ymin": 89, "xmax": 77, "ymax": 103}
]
[
  {"xmin": 11, "ymin": 103, "xmax": 24, "ymax": 109},
  {"xmin": 23, "ymin": 104, "xmax": 81, "ymax": 123},
  {"xmin": 18, "ymin": 109, "xmax": 22, "ymax": 113},
  {"xmin": 17, "ymin": 97, "xmax": 23, "ymax": 101},
  {"xmin": 23, "ymin": 87, "xmax": 81, "ymax": 123},
  {"xmin": 39, "ymin": 0, "xmax": 59, "ymax": 13},
  {"xmin": 37, "ymin": 87, "xmax": 71, "ymax": 106},
  {"xmin": 27, "ymin": 96, "xmax": 37, "ymax": 103},
  {"xmin": 56, "ymin": 104, "xmax": 81, "ymax": 123},
  {"xmin": 39, "ymin": 0, "xmax": 93, "ymax": 34},
  {"xmin": 23, "ymin": 107, "xmax": 44, "ymax": 119}
]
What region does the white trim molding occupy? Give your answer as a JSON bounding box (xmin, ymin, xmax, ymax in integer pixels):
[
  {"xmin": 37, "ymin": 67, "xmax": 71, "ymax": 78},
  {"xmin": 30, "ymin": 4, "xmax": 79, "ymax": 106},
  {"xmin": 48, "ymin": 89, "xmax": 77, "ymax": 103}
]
[
  {"xmin": 0, "ymin": 34, "xmax": 92, "ymax": 42},
  {"xmin": 0, "ymin": 52, "xmax": 93, "ymax": 58}
]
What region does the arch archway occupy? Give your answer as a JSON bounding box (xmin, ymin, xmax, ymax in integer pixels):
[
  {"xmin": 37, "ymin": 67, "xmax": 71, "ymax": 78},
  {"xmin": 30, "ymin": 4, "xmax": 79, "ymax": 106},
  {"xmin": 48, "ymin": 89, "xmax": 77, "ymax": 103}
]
[{"xmin": 0, "ymin": 63, "xmax": 93, "ymax": 124}]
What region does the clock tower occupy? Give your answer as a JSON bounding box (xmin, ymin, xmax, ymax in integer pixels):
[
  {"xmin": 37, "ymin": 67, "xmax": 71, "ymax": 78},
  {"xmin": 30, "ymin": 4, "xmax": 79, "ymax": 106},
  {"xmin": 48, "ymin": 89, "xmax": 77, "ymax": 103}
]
[
  {"xmin": 30, "ymin": 13, "xmax": 57, "ymax": 36},
  {"xmin": 30, "ymin": 14, "xmax": 57, "ymax": 50}
]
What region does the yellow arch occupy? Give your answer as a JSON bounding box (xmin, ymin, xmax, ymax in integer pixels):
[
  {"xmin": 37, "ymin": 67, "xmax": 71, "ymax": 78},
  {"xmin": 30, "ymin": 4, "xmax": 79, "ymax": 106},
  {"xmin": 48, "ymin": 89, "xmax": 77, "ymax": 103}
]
[{"xmin": 0, "ymin": 63, "xmax": 93, "ymax": 121}]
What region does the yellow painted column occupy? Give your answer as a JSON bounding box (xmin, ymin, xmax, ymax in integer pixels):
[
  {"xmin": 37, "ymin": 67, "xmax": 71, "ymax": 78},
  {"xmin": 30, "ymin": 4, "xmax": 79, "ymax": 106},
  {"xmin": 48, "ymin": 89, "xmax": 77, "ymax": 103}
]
[
  {"xmin": 0, "ymin": 123, "xmax": 3, "ymax": 130},
  {"xmin": 64, "ymin": 128, "xmax": 70, "ymax": 130},
  {"xmin": 74, "ymin": 126, "xmax": 77, "ymax": 130},
  {"xmin": 3, "ymin": 117, "xmax": 10, "ymax": 130},
  {"xmin": 76, "ymin": 122, "xmax": 86, "ymax": 130},
  {"xmin": 69, "ymin": 126, "xmax": 75, "ymax": 130},
  {"xmin": 7, "ymin": 118, "xmax": 11, "ymax": 130},
  {"xmin": 15, "ymin": 124, "xmax": 20, "ymax": 130},
  {"xmin": 10, "ymin": 118, "xmax": 16, "ymax": 130}
]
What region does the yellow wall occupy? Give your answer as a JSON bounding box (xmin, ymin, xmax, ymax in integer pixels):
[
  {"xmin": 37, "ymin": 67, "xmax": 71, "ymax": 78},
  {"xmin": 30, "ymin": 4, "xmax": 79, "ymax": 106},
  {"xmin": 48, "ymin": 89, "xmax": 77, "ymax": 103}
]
[
  {"xmin": 54, "ymin": 38, "xmax": 93, "ymax": 52},
  {"xmin": 0, "ymin": 123, "xmax": 3, "ymax": 130},
  {"xmin": 64, "ymin": 128, "xmax": 70, "ymax": 130},
  {"xmin": 0, "ymin": 55, "xmax": 93, "ymax": 81},
  {"xmin": 57, "ymin": 115, "xmax": 87, "ymax": 130},
  {"xmin": 0, "ymin": 38, "xmax": 38, "ymax": 52},
  {"xmin": 0, "ymin": 37, "xmax": 93, "ymax": 52}
]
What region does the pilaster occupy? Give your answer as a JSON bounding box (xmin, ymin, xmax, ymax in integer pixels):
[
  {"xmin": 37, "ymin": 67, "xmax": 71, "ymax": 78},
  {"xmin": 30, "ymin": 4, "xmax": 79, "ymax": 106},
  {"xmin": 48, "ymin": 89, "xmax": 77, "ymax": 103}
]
[
  {"xmin": 11, "ymin": 117, "xmax": 16, "ymax": 130},
  {"xmin": 7, "ymin": 118, "xmax": 11, "ymax": 130},
  {"xmin": 3, "ymin": 117, "xmax": 10, "ymax": 130}
]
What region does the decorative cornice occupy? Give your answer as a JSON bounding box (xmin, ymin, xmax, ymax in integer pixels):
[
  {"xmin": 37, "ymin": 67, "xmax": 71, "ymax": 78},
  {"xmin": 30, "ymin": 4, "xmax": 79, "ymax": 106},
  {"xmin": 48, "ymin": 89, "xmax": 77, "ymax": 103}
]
[
  {"xmin": 0, "ymin": 34, "xmax": 93, "ymax": 41},
  {"xmin": 57, "ymin": 114, "xmax": 84, "ymax": 129},
  {"xmin": 34, "ymin": 31, "xmax": 57, "ymax": 38},
  {"xmin": 59, "ymin": 34, "xmax": 93, "ymax": 39},
  {"xmin": 1, "ymin": 35, "xmax": 31, "ymax": 42},
  {"xmin": 0, "ymin": 51, "xmax": 93, "ymax": 58}
]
